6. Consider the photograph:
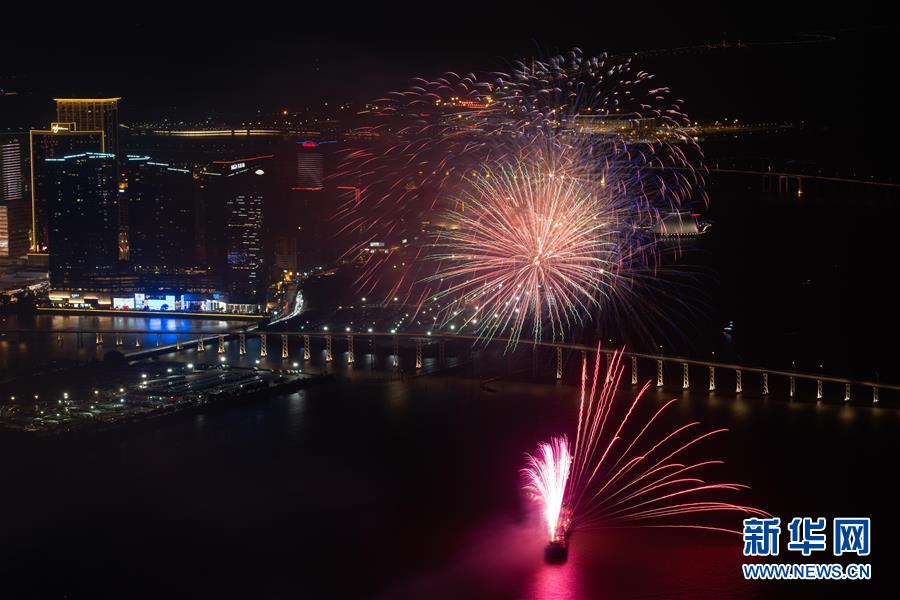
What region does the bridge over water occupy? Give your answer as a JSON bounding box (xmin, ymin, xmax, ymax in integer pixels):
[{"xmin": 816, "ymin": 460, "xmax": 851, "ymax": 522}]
[{"xmin": 3, "ymin": 326, "xmax": 893, "ymax": 406}]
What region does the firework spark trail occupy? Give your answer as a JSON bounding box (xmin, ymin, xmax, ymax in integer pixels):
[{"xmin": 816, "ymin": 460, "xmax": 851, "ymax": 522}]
[
  {"xmin": 524, "ymin": 346, "xmax": 767, "ymax": 542},
  {"xmin": 566, "ymin": 346, "xmax": 767, "ymax": 534},
  {"xmin": 522, "ymin": 436, "xmax": 572, "ymax": 542}
]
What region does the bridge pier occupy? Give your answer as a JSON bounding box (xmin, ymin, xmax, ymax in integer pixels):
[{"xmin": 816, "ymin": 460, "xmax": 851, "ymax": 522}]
[
  {"xmin": 656, "ymin": 359, "xmax": 664, "ymax": 388},
  {"xmin": 197, "ymin": 337, "xmax": 205, "ymax": 352},
  {"xmin": 96, "ymin": 332, "xmax": 103, "ymax": 345},
  {"xmin": 789, "ymin": 375, "xmax": 795, "ymax": 398},
  {"xmin": 155, "ymin": 334, "xmax": 160, "ymax": 347},
  {"xmin": 415, "ymin": 339, "xmax": 423, "ymax": 369},
  {"xmin": 218, "ymin": 334, "xmax": 225, "ymax": 354},
  {"xmin": 631, "ymin": 356, "xmax": 637, "ymax": 385},
  {"xmin": 844, "ymin": 383, "xmax": 851, "ymax": 402},
  {"xmin": 348, "ymin": 335, "xmax": 355, "ymax": 365},
  {"xmin": 873, "ymin": 386, "xmax": 879, "ymax": 404},
  {"xmin": 260, "ymin": 334, "xmax": 268, "ymax": 357},
  {"xmin": 282, "ymin": 334, "xmax": 290, "ymax": 359},
  {"xmin": 176, "ymin": 336, "xmax": 182, "ymax": 351},
  {"xmin": 736, "ymin": 369, "xmax": 742, "ymax": 394},
  {"xmin": 762, "ymin": 372, "xmax": 769, "ymax": 395},
  {"xmin": 556, "ymin": 347, "xmax": 563, "ymax": 380},
  {"xmin": 393, "ymin": 336, "xmax": 399, "ymax": 368},
  {"xmin": 239, "ymin": 333, "xmax": 246, "ymax": 356},
  {"xmin": 116, "ymin": 334, "xmax": 123, "ymax": 346},
  {"xmin": 816, "ymin": 378, "xmax": 823, "ymax": 400},
  {"xmin": 709, "ymin": 366, "xmax": 716, "ymax": 392},
  {"xmin": 303, "ymin": 335, "xmax": 310, "ymax": 360},
  {"xmin": 324, "ymin": 335, "xmax": 332, "ymax": 362},
  {"xmin": 135, "ymin": 336, "xmax": 141, "ymax": 349},
  {"xmin": 682, "ymin": 363, "xmax": 689, "ymax": 389}
]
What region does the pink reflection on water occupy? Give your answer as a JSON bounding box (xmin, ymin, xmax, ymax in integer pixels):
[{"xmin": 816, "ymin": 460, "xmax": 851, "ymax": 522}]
[{"xmin": 380, "ymin": 507, "xmax": 754, "ymax": 599}]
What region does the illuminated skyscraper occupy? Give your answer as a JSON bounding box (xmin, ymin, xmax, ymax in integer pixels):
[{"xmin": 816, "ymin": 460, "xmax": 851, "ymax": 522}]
[
  {"xmin": 0, "ymin": 133, "xmax": 30, "ymax": 258},
  {"xmin": 204, "ymin": 156, "xmax": 271, "ymax": 305},
  {"xmin": 44, "ymin": 153, "xmax": 119, "ymax": 289},
  {"xmin": 54, "ymin": 98, "xmax": 120, "ymax": 158},
  {"xmin": 293, "ymin": 142, "xmax": 324, "ymax": 190},
  {"xmin": 29, "ymin": 127, "xmax": 104, "ymax": 251}
]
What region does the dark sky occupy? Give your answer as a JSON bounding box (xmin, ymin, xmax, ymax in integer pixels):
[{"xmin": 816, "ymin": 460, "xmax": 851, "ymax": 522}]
[{"xmin": 1, "ymin": 5, "xmax": 892, "ymax": 129}]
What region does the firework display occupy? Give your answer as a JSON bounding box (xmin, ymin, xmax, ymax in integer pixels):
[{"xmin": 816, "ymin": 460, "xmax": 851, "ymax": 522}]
[
  {"xmin": 524, "ymin": 347, "xmax": 767, "ymax": 558},
  {"xmin": 424, "ymin": 144, "xmax": 649, "ymax": 347},
  {"xmin": 333, "ymin": 48, "xmax": 707, "ymax": 333}
]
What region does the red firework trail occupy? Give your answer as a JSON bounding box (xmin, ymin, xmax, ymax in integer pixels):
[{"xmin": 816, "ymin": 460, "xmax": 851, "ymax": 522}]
[{"xmin": 524, "ymin": 346, "xmax": 767, "ymax": 542}]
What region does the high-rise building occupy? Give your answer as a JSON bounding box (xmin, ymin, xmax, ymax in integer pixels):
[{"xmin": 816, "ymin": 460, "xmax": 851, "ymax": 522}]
[
  {"xmin": 0, "ymin": 134, "xmax": 30, "ymax": 258},
  {"xmin": 29, "ymin": 128, "xmax": 104, "ymax": 251},
  {"xmin": 204, "ymin": 156, "xmax": 271, "ymax": 305},
  {"xmin": 125, "ymin": 158, "xmax": 198, "ymax": 270},
  {"xmin": 293, "ymin": 141, "xmax": 324, "ymax": 190},
  {"xmin": 44, "ymin": 153, "xmax": 119, "ymax": 289},
  {"xmin": 54, "ymin": 98, "xmax": 121, "ymax": 158},
  {"xmin": 54, "ymin": 99, "xmax": 129, "ymax": 259}
]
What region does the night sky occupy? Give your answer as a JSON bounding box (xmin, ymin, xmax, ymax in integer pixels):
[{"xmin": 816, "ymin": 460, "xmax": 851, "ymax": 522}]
[{"xmin": 2, "ymin": 6, "xmax": 894, "ymax": 171}]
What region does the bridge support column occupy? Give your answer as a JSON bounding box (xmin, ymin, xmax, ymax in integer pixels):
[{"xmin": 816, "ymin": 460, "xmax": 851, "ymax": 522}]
[
  {"xmin": 393, "ymin": 336, "xmax": 399, "ymax": 368},
  {"xmin": 631, "ymin": 356, "xmax": 638, "ymax": 385},
  {"xmin": 556, "ymin": 347, "xmax": 563, "ymax": 380},
  {"xmin": 303, "ymin": 335, "xmax": 310, "ymax": 360},
  {"xmin": 135, "ymin": 336, "xmax": 142, "ymax": 349},
  {"xmin": 57, "ymin": 334, "xmax": 63, "ymax": 345},
  {"xmin": 347, "ymin": 335, "xmax": 355, "ymax": 365},
  {"xmin": 816, "ymin": 378, "xmax": 823, "ymax": 400},
  {"xmin": 96, "ymin": 333, "xmax": 103, "ymax": 345},
  {"xmin": 709, "ymin": 366, "xmax": 716, "ymax": 392},
  {"xmin": 155, "ymin": 334, "xmax": 160, "ymax": 347},
  {"xmin": 736, "ymin": 369, "xmax": 742, "ymax": 394},
  {"xmin": 218, "ymin": 334, "xmax": 225, "ymax": 354},
  {"xmin": 762, "ymin": 372, "xmax": 769, "ymax": 395},
  {"xmin": 197, "ymin": 337, "xmax": 205, "ymax": 352},
  {"xmin": 682, "ymin": 363, "xmax": 689, "ymax": 389},
  {"xmin": 324, "ymin": 335, "xmax": 332, "ymax": 362},
  {"xmin": 260, "ymin": 334, "xmax": 268, "ymax": 357},
  {"xmin": 873, "ymin": 386, "xmax": 879, "ymax": 404},
  {"xmin": 116, "ymin": 334, "xmax": 123, "ymax": 346},
  {"xmin": 656, "ymin": 360, "xmax": 664, "ymax": 388},
  {"xmin": 282, "ymin": 334, "xmax": 290, "ymax": 359},
  {"xmin": 844, "ymin": 383, "xmax": 851, "ymax": 402},
  {"xmin": 176, "ymin": 336, "xmax": 182, "ymax": 351},
  {"xmin": 239, "ymin": 333, "xmax": 246, "ymax": 356},
  {"xmin": 415, "ymin": 339, "xmax": 423, "ymax": 369},
  {"xmin": 789, "ymin": 375, "xmax": 795, "ymax": 398}
]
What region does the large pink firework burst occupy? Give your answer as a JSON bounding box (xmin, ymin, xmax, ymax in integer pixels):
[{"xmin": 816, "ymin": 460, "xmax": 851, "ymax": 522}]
[
  {"xmin": 424, "ymin": 145, "xmax": 648, "ymax": 347},
  {"xmin": 524, "ymin": 347, "xmax": 767, "ymax": 543}
]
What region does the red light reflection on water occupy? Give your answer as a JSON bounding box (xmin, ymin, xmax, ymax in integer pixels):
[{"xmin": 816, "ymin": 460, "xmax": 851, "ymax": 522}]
[
  {"xmin": 380, "ymin": 512, "xmax": 753, "ymax": 599},
  {"xmin": 524, "ymin": 528, "xmax": 754, "ymax": 600}
]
